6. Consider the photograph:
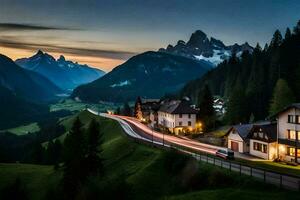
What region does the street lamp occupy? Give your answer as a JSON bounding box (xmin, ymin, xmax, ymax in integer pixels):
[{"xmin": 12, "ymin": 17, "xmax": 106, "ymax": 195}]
[
  {"xmin": 162, "ymin": 130, "xmax": 164, "ymax": 147},
  {"xmin": 151, "ymin": 126, "xmax": 154, "ymax": 145}
]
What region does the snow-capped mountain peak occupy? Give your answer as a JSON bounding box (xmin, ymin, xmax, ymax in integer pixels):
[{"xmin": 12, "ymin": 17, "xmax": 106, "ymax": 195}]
[
  {"xmin": 159, "ymin": 30, "xmax": 253, "ymax": 66},
  {"xmin": 15, "ymin": 51, "xmax": 105, "ymax": 90}
]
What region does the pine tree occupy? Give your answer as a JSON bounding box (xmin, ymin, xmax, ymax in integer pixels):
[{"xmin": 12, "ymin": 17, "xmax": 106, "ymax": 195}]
[
  {"xmin": 285, "ymin": 27, "xmax": 292, "ymax": 40},
  {"xmin": 62, "ymin": 117, "xmax": 86, "ymax": 199},
  {"xmin": 85, "ymin": 119, "xmax": 104, "ymax": 176},
  {"xmin": 30, "ymin": 142, "xmax": 46, "ymax": 164},
  {"xmin": 115, "ymin": 107, "xmax": 121, "ymax": 115},
  {"xmin": 122, "ymin": 102, "xmax": 131, "ymax": 116},
  {"xmin": 198, "ymin": 85, "xmax": 215, "ymax": 131},
  {"xmin": 226, "ymin": 85, "xmax": 248, "ymax": 124},
  {"xmin": 270, "ymin": 30, "xmax": 283, "ymax": 48},
  {"xmin": 134, "ymin": 96, "xmax": 143, "ymax": 120},
  {"xmin": 45, "ymin": 140, "xmax": 55, "ymax": 164},
  {"xmin": 269, "ymin": 79, "xmax": 295, "ymax": 116},
  {"xmin": 293, "ymin": 20, "xmax": 300, "ymax": 35},
  {"xmin": 249, "ymin": 113, "xmax": 255, "ymax": 123}
]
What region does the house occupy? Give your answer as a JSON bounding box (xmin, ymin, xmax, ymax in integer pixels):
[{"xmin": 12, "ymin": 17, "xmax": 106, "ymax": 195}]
[
  {"xmin": 213, "ymin": 98, "xmax": 226, "ymax": 116},
  {"xmin": 226, "ymin": 124, "xmax": 253, "ymax": 153},
  {"xmin": 274, "ymin": 103, "xmax": 300, "ymax": 163},
  {"xmin": 157, "ymin": 100, "xmax": 198, "ymax": 135},
  {"xmin": 249, "ymin": 123, "xmax": 277, "ymax": 160},
  {"xmin": 140, "ymin": 98, "xmax": 160, "ymax": 122}
]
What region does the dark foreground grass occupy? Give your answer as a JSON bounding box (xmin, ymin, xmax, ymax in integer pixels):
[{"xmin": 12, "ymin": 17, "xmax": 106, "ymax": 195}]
[{"xmin": 0, "ymin": 111, "xmax": 299, "ymax": 200}]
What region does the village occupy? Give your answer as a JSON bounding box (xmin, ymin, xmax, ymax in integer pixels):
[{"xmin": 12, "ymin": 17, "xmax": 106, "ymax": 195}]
[{"xmin": 127, "ymin": 97, "xmax": 300, "ymax": 165}]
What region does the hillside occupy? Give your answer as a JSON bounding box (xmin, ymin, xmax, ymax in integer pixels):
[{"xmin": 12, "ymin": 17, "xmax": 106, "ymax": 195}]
[
  {"xmin": 16, "ymin": 50, "xmax": 105, "ymax": 91},
  {"xmin": 181, "ymin": 21, "xmax": 300, "ymax": 123},
  {"xmin": 0, "ymin": 85, "xmax": 48, "ymax": 129},
  {"xmin": 72, "ymin": 51, "xmax": 211, "ymax": 102},
  {"xmin": 0, "ymin": 111, "xmax": 298, "ymax": 200},
  {"xmin": 0, "ymin": 54, "xmax": 61, "ymax": 102}
]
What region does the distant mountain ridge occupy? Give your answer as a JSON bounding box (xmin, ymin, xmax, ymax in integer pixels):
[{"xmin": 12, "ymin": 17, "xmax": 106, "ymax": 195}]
[
  {"xmin": 159, "ymin": 30, "xmax": 253, "ymax": 66},
  {"xmin": 0, "ymin": 54, "xmax": 61, "ymax": 102},
  {"xmin": 72, "ymin": 51, "xmax": 212, "ymax": 102},
  {"xmin": 16, "ymin": 50, "xmax": 105, "ymax": 90},
  {"xmin": 0, "ymin": 53, "xmax": 61, "ymax": 128}
]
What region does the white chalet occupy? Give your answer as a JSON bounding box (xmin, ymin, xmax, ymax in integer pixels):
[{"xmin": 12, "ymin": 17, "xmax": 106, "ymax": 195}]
[{"xmin": 158, "ymin": 100, "xmax": 198, "ymax": 135}]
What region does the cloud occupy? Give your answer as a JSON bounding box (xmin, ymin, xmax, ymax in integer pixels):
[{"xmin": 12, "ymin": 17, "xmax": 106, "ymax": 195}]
[
  {"xmin": 0, "ymin": 23, "xmax": 79, "ymax": 31},
  {"xmin": 0, "ymin": 37, "xmax": 136, "ymax": 60}
]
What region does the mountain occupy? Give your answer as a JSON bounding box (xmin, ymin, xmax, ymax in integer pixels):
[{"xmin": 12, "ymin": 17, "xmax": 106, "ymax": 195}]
[
  {"xmin": 0, "ymin": 85, "xmax": 48, "ymax": 128},
  {"xmin": 159, "ymin": 30, "xmax": 253, "ymax": 66},
  {"xmin": 71, "ymin": 51, "xmax": 212, "ymax": 102},
  {"xmin": 180, "ymin": 21, "xmax": 300, "ymax": 123},
  {"xmin": 0, "ymin": 54, "xmax": 62, "ymax": 128},
  {"xmin": 0, "ymin": 54, "xmax": 61, "ymax": 102},
  {"xmin": 16, "ymin": 50, "xmax": 105, "ymax": 90}
]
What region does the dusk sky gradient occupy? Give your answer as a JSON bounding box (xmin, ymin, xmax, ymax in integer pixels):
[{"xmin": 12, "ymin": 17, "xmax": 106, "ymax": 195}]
[{"xmin": 0, "ymin": 0, "xmax": 299, "ymax": 71}]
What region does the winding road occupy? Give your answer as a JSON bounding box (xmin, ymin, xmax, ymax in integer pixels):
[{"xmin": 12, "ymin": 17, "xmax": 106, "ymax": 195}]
[
  {"xmin": 88, "ymin": 109, "xmax": 223, "ymax": 155},
  {"xmin": 87, "ymin": 109, "xmax": 300, "ymax": 191}
]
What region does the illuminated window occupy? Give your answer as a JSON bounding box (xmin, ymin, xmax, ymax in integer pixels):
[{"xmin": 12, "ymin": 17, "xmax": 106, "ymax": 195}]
[
  {"xmin": 253, "ymin": 142, "xmax": 267, "ymax": 153},
  {"xmin": 287, "ymin": 147, "xmax": 295, "ymax": 156},
  {"xmin": 288, "ymin": 130, "xmax": 296, "ymax": 140}
]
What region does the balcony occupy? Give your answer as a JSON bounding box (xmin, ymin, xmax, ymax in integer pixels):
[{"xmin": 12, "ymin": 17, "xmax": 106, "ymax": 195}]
[{"xmin": 278, "ymin": 138, "xmax": 300, "ymax": 147}]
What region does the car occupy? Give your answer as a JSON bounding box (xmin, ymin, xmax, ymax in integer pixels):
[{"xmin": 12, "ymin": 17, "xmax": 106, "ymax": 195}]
[{"xmin": 216, "ymin": 148, "xmax": 234, "ymax": 160}]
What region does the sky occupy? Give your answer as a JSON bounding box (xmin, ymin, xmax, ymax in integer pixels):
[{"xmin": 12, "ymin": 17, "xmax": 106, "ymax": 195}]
[{"xmin": 0, "ymin": 0, "xmax": 299, "ymax": 72}]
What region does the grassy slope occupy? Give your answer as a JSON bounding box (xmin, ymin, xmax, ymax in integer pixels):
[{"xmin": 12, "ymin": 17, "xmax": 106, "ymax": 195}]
[
  {"xmin": 0, "ymin": 111, "xmax": 299, "ymax": 200},
  {"xmin": 0, "ymin": 164, "xmax": 61, "ymax": 200},
  {"xmin": 167, "ymin": 188, "xmax": 299, "ymax": 200},
  {"xmin": 1, "ymin": 122, "xmax": 40, "ymax": 135}
]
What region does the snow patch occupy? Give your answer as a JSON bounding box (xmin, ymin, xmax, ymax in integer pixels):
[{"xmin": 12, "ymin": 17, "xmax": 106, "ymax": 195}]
[
  {"xmin": 194, "ymin": 49, "xmax": 231, "ymax": 66},
  {"xmin": 110, "ymin": 80, "xmax": 131, "ymax": 88}
]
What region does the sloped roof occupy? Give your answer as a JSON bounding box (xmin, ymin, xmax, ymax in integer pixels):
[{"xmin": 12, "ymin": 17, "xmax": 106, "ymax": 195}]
[
  {"xmin": 231, "ymin": 124, "xmax": 253, "ymax": 140},
  {"xmin": 250, "ymin": 123, "xmax": 277, "ymax": 142},
  {"xmin": 159, "ymin": 100, "xmax": 198, "ymax": 114},
  {"xmin": 270, "ymin": 103, "xmax": 300, "ymax": 118},
  {"xmin": 141, "ymin": 98, "xmax": 160, "ymax": 104}
]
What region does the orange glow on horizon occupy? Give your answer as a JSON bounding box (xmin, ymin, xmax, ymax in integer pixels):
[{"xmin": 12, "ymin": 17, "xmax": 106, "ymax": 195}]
[{"xmin": 0, "ymin": 47, "xmax": 126, "ymax": 72}]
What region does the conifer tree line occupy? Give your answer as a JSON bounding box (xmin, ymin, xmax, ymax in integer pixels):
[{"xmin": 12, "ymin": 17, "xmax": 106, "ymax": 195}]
[
  {"xmin": 62, "ymin": 117, "xmax": 104, "ymax": 199},
  {"xmin": 181, "ymin": 20, "xmax": 300, "ymax": 124}
]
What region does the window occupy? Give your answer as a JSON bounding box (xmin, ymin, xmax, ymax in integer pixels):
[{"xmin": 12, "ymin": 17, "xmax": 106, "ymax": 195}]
[
  {"xmin": 188, "ymin": 121, "xmax": 191, "ymax": 126},
  {"xmin": 287, "ymin": 147, "xmax": 295, "ymax": 156},
  {"xmin": 263, "ymin": 144, "xmax": 267, "ymax": 153},
  {"xmin": 258, "ymin": 132, "xmax": 263, "ymax": 138},
  {"xmin": 253, "ymin": 142, "xmax": 267, "ymax": 153},
  {"xmin": 179, "ymin": 121, "xmax": 182, "ymax": 126},
  {"xmin": 296, "ymin": 115, "xmax": 300, "ymax": 124},
  {"xmin": 188, "ymin": 114, "xmax": 191, "ymax": 118},
  {"xmin": 288, "ymin": 130, "xmax": 296, "ymax": 140},
  {"xmin": 179, "ymin": 114, "xmax": 182, "ymax": 118},
  {"xmin": 288, "ymin": 115, "xmax": 295, "ymax": 123},
  {"xmin": 253, "ymin": 132, "xmax": 258, "ymax": 137}
]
